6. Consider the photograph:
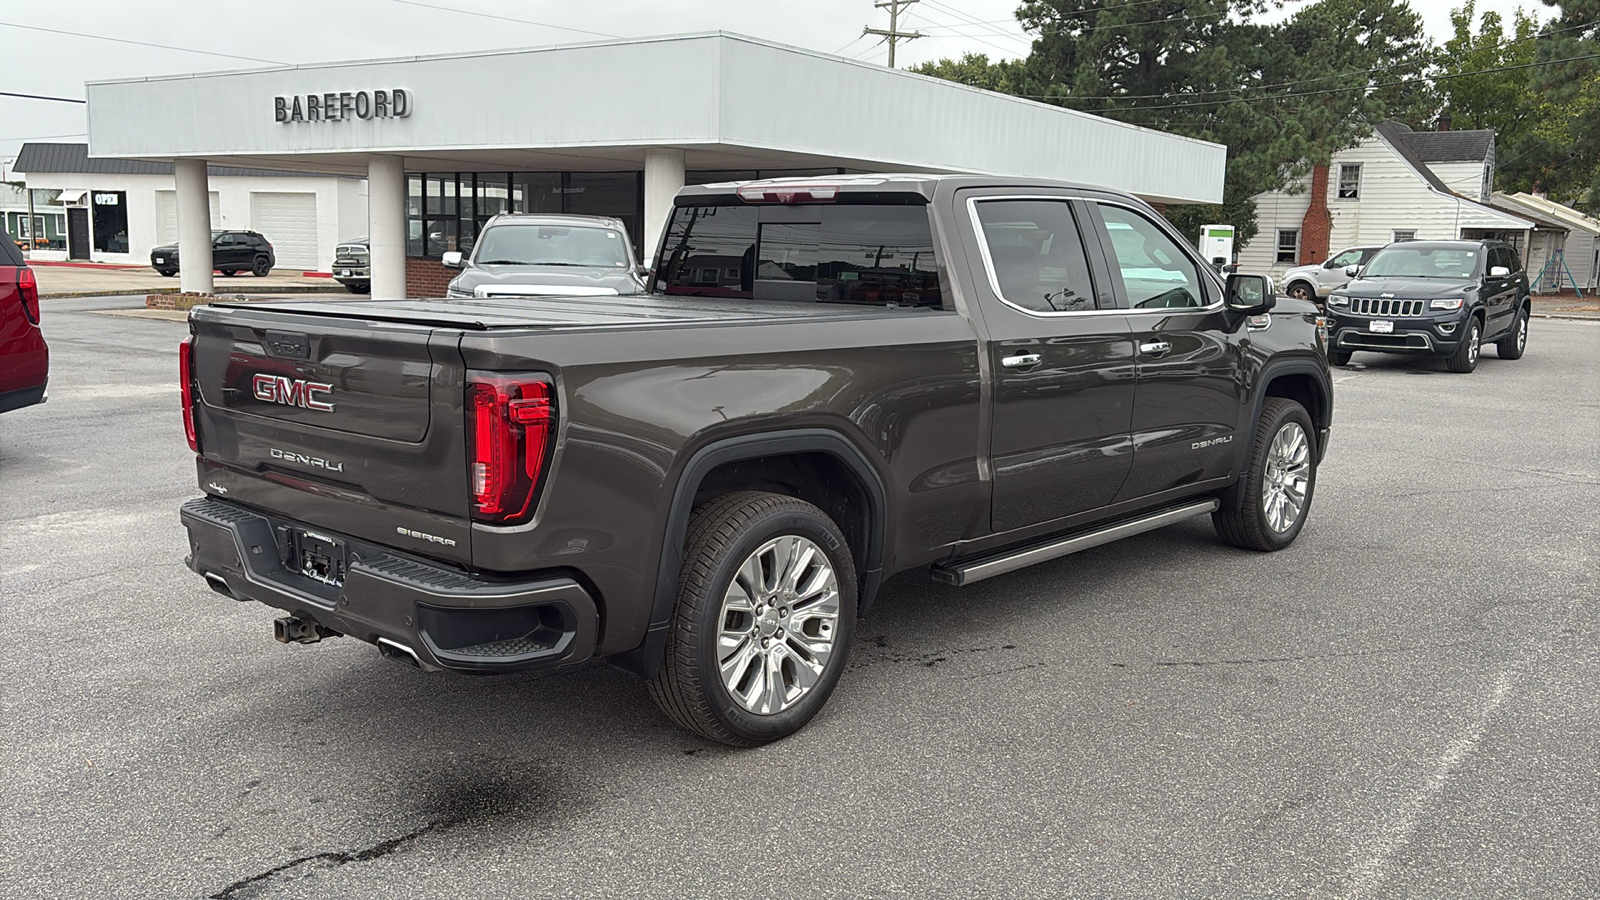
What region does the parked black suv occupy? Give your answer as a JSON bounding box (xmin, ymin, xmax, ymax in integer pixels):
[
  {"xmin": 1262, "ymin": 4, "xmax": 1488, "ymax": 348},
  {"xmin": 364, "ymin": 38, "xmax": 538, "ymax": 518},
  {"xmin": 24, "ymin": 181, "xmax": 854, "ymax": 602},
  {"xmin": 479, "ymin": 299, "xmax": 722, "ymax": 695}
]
[
  {"xmin": 151, "ymin": 231, "xmax": 276, "ymax": 278},
  {"xmin": 1325, "ymin": 240, "xmax": 1530, "ymax": 373}
]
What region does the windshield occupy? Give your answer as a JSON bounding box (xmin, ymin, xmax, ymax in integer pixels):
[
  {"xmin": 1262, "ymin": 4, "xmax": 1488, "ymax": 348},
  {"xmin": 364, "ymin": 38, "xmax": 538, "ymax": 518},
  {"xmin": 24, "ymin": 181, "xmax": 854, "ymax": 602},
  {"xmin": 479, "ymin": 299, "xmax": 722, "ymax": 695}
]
[
  {"xmin": 1362, "ymin": 246, "xmax": 1479, "ymax": 279},
  {"xmin": 472, "ymin": 224, "xmax": 629, "ymax": 268}
]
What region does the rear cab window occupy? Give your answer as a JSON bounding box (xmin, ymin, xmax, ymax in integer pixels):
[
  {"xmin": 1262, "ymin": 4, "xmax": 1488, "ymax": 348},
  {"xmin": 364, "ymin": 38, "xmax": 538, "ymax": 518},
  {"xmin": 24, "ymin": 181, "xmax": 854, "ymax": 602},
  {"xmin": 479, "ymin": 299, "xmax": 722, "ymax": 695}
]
[
  {"xmin": 971, "ymin": 199, "xmax": 1100, "ymax": 313},
  {"xmin": 656, "ymin": 203, "xmax": 942, "ymax": 308}
]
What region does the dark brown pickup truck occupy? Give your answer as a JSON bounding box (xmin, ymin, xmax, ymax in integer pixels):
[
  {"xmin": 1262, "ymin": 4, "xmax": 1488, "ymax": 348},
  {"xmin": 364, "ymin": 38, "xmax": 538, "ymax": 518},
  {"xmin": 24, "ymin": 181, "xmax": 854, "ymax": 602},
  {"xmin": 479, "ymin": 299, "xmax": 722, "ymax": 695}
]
[{"xmin": 179, "ymin": 174, "xmax": 1332, "ymax": 745}]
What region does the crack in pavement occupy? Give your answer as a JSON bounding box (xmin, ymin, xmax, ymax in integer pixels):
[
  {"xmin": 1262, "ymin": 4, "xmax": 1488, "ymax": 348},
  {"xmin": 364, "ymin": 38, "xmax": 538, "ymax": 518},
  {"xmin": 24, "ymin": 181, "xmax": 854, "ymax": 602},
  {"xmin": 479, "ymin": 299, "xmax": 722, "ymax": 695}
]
[
  {"xmin": 1144, "ymin": 640, "xmax": 1478, "ymax": 669},
  {"xmin": 208, "ymin": 819, "xmax": 451, "ymax": 899}
]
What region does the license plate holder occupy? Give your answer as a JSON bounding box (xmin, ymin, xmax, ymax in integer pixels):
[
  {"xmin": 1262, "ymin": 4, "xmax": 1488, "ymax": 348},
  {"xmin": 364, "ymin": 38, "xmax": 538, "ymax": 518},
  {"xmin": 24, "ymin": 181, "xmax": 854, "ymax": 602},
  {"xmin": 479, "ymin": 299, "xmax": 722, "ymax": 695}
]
[
  {"xmin": 1370, "ymin": 319, "xmax": 1395, "ymax": 334},
  {"xmin": 294, "ymin": 528, "xmax": 346, "ymax": 587}
]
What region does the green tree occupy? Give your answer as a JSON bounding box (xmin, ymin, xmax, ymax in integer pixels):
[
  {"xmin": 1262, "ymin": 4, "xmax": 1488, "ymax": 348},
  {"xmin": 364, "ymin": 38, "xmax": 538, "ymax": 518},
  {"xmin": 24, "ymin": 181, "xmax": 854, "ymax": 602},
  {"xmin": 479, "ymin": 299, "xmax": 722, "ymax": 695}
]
[
  {"xmin": 1521, "ymin": 0, "xmax": 1600, "ymax": 210},
  {"xmin": 909, "ymin": 52, "xmax": 1027, "ymax": 93}
]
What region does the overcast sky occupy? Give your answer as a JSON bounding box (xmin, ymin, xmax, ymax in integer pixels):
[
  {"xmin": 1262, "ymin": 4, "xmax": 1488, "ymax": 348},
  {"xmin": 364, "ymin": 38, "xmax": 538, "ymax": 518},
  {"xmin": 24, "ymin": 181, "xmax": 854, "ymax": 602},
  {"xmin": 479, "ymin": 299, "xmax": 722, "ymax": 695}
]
[{"xmin": 0, "ymin": 0, "xmax": 1551, "ymax": 173}]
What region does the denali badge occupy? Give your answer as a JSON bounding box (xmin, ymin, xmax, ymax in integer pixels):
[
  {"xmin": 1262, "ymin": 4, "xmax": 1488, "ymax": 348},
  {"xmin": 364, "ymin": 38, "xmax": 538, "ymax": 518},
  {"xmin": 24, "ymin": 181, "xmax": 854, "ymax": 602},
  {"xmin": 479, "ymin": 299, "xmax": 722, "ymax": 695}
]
[
  {"xmin": 252, "ymin": 374, "xmax": 335, "ymax": 412},
  {"xmin": 269, "ymin": 447, "xmax": 345, "ymax": 473},
  {"xmin": 396, "ymin": 526, "xmax": 457, "ymax": 548},
  {"xmin": 1192, "ymin": 435, "xmax": 1233, "ymax": 450}
]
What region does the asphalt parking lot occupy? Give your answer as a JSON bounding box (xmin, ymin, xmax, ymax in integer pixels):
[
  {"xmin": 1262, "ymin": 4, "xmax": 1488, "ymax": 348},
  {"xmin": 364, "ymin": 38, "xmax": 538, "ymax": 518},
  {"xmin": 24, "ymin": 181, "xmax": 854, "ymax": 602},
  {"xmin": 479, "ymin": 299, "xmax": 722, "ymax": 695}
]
[{"xmin": 2, "ymin": 295, "xmax": 1596, "ymax": 899}]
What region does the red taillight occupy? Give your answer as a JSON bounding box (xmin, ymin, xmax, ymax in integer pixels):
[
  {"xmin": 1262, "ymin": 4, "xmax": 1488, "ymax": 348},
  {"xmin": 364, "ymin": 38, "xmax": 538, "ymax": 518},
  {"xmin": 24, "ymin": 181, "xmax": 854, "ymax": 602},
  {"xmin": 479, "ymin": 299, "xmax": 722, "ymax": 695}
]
[
  {"xmin": 467, "ymin": 374, "xmax": 555, "ymax": 523},
  {"xmin": 180, "ymin": 337, "xmax": 200, "ymax": 452},
  {"xmin": 17, "ymin": 267, "xmax": 40, "ymax": 324}
]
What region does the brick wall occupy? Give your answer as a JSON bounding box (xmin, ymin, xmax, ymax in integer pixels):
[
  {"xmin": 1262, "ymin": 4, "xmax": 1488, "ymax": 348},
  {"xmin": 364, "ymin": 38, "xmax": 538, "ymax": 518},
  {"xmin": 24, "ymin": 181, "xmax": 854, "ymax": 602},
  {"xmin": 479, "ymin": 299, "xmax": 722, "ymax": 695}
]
[
  {"xmin": 1299, "ymin": 165, "xmax": 1332, "ymax": 265},
  {"xmin": 406, "ymin": 257, "xmax": 455, "ymax": 298}
]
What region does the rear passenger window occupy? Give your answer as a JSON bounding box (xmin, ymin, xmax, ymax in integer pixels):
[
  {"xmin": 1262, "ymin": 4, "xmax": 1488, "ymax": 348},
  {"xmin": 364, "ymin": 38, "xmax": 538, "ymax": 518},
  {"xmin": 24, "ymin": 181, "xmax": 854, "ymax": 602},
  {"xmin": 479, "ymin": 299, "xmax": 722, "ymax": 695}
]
[
  {"xmin": 972, "ymin": 199, "xmax": 1098, "ymax": 312},
  {"xmin": 658, "ymin": 204, "xmax": 941, "ymax": 307},
  {"xmin": 1096, "ymin": 204, "xmax": 1206, "ymax": 309}
]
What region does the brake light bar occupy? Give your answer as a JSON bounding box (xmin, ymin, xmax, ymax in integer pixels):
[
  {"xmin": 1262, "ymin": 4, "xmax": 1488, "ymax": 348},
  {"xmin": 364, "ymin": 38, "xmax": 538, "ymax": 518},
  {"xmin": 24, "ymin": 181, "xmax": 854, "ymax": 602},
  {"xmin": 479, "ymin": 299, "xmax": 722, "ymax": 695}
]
[
  {"xmin": 467, "ymin": 373, "xmax": 555, "ymax": 523},
  {"xmin": 737, "ymin": 183, "xmax": 839, "ymax": 204},
  {"xmin": 180, "ymin": 337, "xmax": 200, "ymax": 452},
  {"xmin": 17, "ymin": 267, "xmax": 39, "ymax": 324}
]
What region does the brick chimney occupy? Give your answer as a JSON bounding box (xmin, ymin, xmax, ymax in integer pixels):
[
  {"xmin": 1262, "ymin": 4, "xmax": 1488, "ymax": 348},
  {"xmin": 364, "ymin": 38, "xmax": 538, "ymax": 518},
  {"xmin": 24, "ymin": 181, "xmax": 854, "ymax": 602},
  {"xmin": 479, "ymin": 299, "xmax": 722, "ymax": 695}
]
[
  {"xmin": 1437, "ymin": 114, "xmax": 1451, "ymax": 132},
  {"xmin": 1300, "ymin": 164, "xmax": 1333, "ymax": 265}
]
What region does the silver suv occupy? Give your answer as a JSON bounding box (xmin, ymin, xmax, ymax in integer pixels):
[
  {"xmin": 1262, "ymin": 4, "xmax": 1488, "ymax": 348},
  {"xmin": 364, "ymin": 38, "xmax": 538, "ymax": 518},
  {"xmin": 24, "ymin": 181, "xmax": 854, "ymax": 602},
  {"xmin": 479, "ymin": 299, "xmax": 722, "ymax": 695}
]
[
  {"xmin": 443, "ymin": 214, "xmax": 646, "ymax": 299},
  {"xmin": 1280, "ymin": 246, "xmax": 1382, "ymax": 303}
]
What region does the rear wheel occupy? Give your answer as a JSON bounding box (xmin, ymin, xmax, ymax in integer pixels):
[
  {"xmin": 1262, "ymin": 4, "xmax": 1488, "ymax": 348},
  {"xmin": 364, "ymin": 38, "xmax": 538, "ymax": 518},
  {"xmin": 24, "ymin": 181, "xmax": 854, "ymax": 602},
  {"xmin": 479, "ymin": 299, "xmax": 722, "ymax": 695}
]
[
  {"xmin": 157, "ymin": 269, "xmax": 176, "ymax": 277},
  {"xmin": 1213, "ymin": 398, "xmax": 1317, "ymax": 552},
  {"xmin": 344, "ymin": 283, "xmax": 371, "ymax": 294},
  {"xmin": 648, "ymin": 491, "xmax": 857, "ymax": 747},
  {"xmin": 1285, "ymin": 281, "xmax": 1315, "ymax": 303},
  {"xmin": 1496, "ymin": 306, "xmax": 1528, "ymax": 359},
  {"xmin": 251, "ymin": 256, "xmax": 272, "ymax": 277},
  {"xmin": 1446, "ymin": 317, "xmax": 1482, "ymax": 373},
  {"xmin": 219, "ymin": 269, "xmax": 237, "ymax": 277}
]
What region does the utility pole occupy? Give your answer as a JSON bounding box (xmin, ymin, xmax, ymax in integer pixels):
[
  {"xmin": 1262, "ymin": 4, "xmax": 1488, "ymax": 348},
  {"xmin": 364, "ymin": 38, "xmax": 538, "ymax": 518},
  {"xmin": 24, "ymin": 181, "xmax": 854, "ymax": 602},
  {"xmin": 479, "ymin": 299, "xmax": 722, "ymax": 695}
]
[{"xmin": 864, "ymin": 0, "xmax": 924, "ymax": 69}]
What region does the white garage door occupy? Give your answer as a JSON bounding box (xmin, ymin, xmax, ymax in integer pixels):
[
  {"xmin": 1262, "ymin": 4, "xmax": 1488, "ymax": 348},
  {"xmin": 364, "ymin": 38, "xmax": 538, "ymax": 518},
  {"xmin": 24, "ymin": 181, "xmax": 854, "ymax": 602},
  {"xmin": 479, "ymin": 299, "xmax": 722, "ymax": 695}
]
[
  {"xmin": 250, "ymin": 192, "xmax": 319, "ymax": 269},
  {"xmin": 155, "ymin": 190, "xmax": 220, "ymax": 245}
]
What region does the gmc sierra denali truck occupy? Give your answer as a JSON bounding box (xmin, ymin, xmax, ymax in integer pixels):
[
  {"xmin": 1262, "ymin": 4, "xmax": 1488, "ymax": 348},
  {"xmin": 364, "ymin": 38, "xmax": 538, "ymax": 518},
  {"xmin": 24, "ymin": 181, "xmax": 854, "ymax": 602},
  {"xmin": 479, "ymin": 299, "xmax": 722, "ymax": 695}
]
[{"xmin": 179, "ymin": 175, "xmax": 1333, "ymax": 746}]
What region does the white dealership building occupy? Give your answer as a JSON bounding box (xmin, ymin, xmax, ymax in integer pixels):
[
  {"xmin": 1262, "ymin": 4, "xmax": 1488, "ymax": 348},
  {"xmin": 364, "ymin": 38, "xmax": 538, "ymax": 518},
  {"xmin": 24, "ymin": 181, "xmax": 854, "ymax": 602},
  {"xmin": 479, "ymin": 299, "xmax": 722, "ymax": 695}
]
[{"xmin": 77, "ymin": 32, "xmax": 1227, "ymax": 298}]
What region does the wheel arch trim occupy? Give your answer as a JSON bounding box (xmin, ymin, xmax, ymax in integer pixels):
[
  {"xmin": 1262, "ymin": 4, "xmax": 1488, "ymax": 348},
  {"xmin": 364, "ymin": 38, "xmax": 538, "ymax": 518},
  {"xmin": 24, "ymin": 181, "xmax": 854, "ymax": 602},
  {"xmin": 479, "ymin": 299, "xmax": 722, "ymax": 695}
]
[
  {"xmin": 1221, "ymin": 361, "xmax": 1331, "ymax": 513},
  {"xmin": 610, "ymin": 428, "xmax": 888, "ymax": 678}
]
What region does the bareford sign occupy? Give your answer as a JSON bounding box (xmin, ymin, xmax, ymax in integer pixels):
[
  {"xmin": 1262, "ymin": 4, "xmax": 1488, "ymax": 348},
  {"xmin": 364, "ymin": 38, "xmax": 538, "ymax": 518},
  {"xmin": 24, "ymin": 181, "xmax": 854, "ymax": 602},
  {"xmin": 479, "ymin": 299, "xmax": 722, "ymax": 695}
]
[{"xmin": 274, "ymin": 89, "xmax": 411, "ymax": 123}]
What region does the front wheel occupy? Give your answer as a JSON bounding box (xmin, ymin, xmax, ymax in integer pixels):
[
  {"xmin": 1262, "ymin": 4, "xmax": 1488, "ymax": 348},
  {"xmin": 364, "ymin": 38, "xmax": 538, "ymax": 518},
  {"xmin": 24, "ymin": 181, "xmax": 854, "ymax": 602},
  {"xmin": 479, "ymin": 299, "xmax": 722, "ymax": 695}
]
[
  {"xmin": 1213, "ymin": 398, "xmax": 1318, "ymax": 552},
  {"xmin": 648, "ymin": 491, "xmax": 857, "ymax": 747},
  {"xmin": 1328, "ymin": 349, "xmax": 1352, "ymax": 367},
  {"xmin": 1446, "ymin": 317, "xmax": 1482, "ymax": 373},
  {"xmin": 251, "ymin": 256, "xmax": 272, "ymax": 277},
  {"xmin": 1496, "ymin": 306, "xmax": 1528, "ymax": 360},
  {"xmin": 157, "ymin": 269, "xmax": 176, "ymax": 277},
  {"xmin": 1285, "ymin": 281, "xmax": 1315, "ymax": 303}
]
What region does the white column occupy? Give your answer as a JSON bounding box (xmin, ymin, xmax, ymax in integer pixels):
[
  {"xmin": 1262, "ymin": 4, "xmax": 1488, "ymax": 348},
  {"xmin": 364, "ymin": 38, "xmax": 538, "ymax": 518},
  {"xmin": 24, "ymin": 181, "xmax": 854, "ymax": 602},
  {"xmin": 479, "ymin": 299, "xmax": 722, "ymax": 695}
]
[
  {"xmin": 174, "ymin": 159, "xmax": 213, "ymax": 295},
  {"xmin": 368, "ymin": 155, "xmax": 407, "ymax": 300},
  {"xmin": 643, "ymin": 148, "xmax": 686, "ymax": 265}
]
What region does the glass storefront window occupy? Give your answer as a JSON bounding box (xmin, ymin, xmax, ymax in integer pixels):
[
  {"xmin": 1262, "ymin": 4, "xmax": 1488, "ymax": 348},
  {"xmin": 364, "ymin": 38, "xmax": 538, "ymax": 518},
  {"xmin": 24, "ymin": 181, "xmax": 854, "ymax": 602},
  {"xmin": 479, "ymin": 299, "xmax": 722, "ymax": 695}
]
[{"xmin": 91, "ymin": 190, "xmax": 129, "ymax": 254}]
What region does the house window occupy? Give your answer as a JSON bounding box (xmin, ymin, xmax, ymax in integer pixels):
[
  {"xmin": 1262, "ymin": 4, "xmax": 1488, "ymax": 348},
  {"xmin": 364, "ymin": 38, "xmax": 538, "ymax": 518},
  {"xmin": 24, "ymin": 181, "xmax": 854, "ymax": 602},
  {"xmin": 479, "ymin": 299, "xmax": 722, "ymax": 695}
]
[
  {"xmin": 1338, "ymin": 164, "xmax": 1361, "ymax": 200},
  {"xmin": 1481, "ymin": 164, "xmax": 1492, "ymax": 201},
  {"xmin": 1392, "ymin": 230, "xmax": 1416, "ymax": 242},
  {"xmin": 1276, "ymin": 229, "xmax": 1300, "ymax": 263}
]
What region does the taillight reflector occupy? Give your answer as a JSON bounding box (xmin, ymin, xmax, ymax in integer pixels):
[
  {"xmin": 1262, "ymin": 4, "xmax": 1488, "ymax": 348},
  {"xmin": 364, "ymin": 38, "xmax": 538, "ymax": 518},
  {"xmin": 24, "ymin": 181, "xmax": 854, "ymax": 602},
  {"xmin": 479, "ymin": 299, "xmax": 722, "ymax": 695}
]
[
  {"xmin": 17, "ymin": 267, "xmax": 40, "ymax": 324},
  {"xmin": 736, "ymin": 184, "xmax": 839, "ymax": 204},
  {"xmin": 180, "ymin": 337, "xmax": 200, "ymax": 452},
  {"xmin": 467, "ymin": 374, "xmax": 555, "ymax": 523}
]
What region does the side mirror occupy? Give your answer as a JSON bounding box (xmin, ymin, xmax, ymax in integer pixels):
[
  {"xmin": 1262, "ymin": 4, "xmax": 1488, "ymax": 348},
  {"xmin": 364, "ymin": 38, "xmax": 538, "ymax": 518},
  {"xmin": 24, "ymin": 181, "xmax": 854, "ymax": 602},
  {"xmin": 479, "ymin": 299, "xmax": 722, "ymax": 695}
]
[
  {"xmin": 440, "ymin": 250, "xmax": 464, "ymax": 269},
  {"xmin": 1489, "ymin": 265, "xmax": 1510, "ymax": 277},
  {"xmin": 1226, "ymin": 273, "xmax": 1275, "ymax": 313},
  {"xmin": 1343, "ymin": 264, "xmax": 1360, "ymax": 278}
]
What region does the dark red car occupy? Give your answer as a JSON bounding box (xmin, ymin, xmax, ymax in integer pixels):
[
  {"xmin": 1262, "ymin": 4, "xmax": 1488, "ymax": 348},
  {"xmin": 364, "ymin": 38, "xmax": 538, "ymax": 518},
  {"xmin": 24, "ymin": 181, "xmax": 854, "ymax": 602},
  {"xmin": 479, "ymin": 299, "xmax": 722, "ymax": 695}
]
[{"xmin": 1, "ymin": 228, "xmax": 48, "ymax": 413}]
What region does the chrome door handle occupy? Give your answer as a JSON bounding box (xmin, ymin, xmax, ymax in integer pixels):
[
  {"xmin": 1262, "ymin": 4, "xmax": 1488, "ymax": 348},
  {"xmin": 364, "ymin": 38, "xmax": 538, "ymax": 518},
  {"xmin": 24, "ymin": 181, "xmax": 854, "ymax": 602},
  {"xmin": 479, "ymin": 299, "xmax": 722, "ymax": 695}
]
[
  {"xmin": 1001, "ymin": 352, "xmax": 1042, "ymax": 368},
  {"xmin": 1139, "ymin": 340, "xmax": 1172, "ymax": 356}
]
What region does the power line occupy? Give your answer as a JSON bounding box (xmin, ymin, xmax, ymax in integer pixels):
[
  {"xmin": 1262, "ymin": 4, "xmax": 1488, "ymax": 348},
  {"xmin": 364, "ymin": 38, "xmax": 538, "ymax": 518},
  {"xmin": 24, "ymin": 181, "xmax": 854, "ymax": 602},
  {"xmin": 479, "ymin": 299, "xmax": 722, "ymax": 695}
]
[
  {"xmin": 0, "ymin": 20, "xmax": 286, "ymax": 65},
  {"xmin": 1073, "ymin": 52, "xmax": 1600, "ymax": 112},
  {"xmin": 0, "ymin": 90, "xmax": 86, "ymax": 104},
  {"xmin": 388, "ymin": 0, "xmax": 621, "ymax": 39},
  {"xmin": 0, "ymin": 131, "xmax": 89, "ymax": 143},
  {"xmin": 920, "ymin": 0, "xmax": 1032, "ymax": 48},
  {"xmin": 864, "ymin": 0, "xmax": 925, "ymax": 68},
  {"xmin": 906, "ymin": 11, "xmax": 1031, "ymax": 57}
]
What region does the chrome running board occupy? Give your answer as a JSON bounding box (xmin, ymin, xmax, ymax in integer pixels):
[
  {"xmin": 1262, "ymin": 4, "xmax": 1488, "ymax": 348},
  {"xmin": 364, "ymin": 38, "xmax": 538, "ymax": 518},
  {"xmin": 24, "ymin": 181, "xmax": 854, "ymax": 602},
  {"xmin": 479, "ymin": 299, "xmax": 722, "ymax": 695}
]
[{"xmin": 931, "ymin": 499, "xmax": 1221, "ymax": 586}]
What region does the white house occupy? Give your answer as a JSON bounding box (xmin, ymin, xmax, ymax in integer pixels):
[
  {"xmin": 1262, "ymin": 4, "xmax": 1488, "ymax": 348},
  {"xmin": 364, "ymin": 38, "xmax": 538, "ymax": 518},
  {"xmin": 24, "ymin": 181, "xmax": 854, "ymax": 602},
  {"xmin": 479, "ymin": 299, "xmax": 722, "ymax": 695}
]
[
  {"xmin": 1493, "ymin": 192, "xmax": 1600, "ymax": 292},
  {"xmin": 12, "ymin": 143, "xmax": 367, "ymax": 271},
  {"xmin": 1239, "ymin": 121, "xmax": 1543, "ymax": 279}
]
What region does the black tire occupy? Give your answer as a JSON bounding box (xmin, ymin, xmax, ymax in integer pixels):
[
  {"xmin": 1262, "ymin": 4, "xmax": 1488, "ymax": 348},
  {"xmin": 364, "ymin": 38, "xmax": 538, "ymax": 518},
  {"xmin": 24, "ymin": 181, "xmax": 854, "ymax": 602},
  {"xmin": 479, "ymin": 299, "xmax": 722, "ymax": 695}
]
[
  {"xmin": 219, "ymin": 269, "xmax": 237, "ymax": 277},
  {"xmin": 1446, "ymin": 316, "xmax": 1482, "ymax": 373},
  {"xmin": 1213, "ymin": 397, "xmax": 1318, "ymax": 552},
  {"xmin": 1285, "ymin": 281, "xmax": 1316, "ymax": 303},
  {"xmin": 344, "ymin": 283, "xmax": 370, "ymax": 294},
  {"xmin": 1496, "ymin": 305, "xmax": 1528, "ymax": 360},
  {"xmin": 251, "ymin": 256, "xmax": 272, "ymax": 277},
  {"xmin": 157, "ymin": 269, "xmax": 176, "ymax": 277},
  {"xmin": 1328, "ymin": 349, "xmax": 1353, "ymax": 367},
  {"xmin": 647, "ymin": 491, "xmax": 858, "ymax": 747}
]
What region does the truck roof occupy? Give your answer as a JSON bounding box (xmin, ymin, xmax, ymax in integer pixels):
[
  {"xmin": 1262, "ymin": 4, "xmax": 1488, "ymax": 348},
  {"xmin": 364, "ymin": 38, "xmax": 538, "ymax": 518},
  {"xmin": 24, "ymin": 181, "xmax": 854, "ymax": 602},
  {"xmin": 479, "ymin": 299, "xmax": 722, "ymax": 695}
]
[{"xmin": 675, "ymin": 172, "xmax": 1120, "ymax": 205}]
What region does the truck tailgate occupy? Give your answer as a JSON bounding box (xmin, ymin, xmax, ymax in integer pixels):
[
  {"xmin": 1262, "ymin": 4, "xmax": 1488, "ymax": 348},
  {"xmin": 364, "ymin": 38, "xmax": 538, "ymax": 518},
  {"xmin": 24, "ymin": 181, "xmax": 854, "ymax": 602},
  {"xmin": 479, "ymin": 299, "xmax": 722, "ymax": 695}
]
[{"xmin": 189, "ymin": 307, "xmax": 472, "ymax": 564}]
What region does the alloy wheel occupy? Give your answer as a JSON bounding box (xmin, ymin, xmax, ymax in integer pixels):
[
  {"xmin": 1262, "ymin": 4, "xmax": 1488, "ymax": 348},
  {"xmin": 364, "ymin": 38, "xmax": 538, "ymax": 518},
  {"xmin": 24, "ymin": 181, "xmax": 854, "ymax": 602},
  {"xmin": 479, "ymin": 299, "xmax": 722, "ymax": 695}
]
[
  {"xmin": 1262, "ymin": 422, "xmax": 1312, "ymax": 533},
  {"xmin": 715, "ymin": 535, "xmax": 841, "ymax": 715},
  {"xmin": 1467, "ymin": 323, "xmax": 1481, "ymax": 365}
]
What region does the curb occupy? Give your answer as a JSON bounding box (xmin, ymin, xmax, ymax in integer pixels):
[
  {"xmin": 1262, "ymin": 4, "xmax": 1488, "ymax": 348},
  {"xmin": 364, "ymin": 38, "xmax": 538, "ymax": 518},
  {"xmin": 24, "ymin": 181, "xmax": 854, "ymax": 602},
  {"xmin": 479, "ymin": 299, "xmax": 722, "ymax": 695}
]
[
  {"xmin": 42, "ymin": 289, "xmax": 181, "ymax": 299},
  {"xmin": 1531, "ymin": 313, "xmax": 1600, "ymax": 321}
]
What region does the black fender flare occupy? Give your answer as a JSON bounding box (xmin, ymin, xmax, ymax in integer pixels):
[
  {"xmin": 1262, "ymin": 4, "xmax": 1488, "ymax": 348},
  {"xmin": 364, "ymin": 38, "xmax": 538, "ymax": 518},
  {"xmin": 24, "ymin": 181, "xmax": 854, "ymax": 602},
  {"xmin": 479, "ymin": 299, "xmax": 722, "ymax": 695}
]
[
  {"xmin": 1219, "ymin": 360, "xmax": 1333, "ymax": 513},
  {"xmin": 609, "ymin": 428, "xmax": 888, "ymax": 678}
]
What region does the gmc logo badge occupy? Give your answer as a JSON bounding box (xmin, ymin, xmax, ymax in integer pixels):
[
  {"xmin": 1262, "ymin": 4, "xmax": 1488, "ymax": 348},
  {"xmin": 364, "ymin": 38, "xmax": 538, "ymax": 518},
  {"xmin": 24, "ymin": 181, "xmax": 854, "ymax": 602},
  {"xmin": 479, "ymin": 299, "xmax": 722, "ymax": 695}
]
[{"xmin": 252, "ymin": 374, "xmax": 335, "ymax": 412}]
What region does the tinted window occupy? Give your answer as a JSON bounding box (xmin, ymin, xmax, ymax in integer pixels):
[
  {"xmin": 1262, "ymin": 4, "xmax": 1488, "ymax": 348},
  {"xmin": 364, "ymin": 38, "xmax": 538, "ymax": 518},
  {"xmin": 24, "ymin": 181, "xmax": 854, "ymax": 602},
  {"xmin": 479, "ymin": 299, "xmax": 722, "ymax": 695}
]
[
  {"xmin": 1364, "ymin": 246, "xmax": 1480, "ymax": 279},
  {"xmin": 973, "ymin": 199, "xmax": 1097, "ymax": 312},
  {"xmin": 658, "ymin": 204, "xmax": 941, "ymax": 307},
  {"xmin": 0, "ymin": 228, "xmax": 23, "ymax": 266},
  {"xmin": 1096, "ymin": 205, "xmax": 1205, "ymax": 308}
]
